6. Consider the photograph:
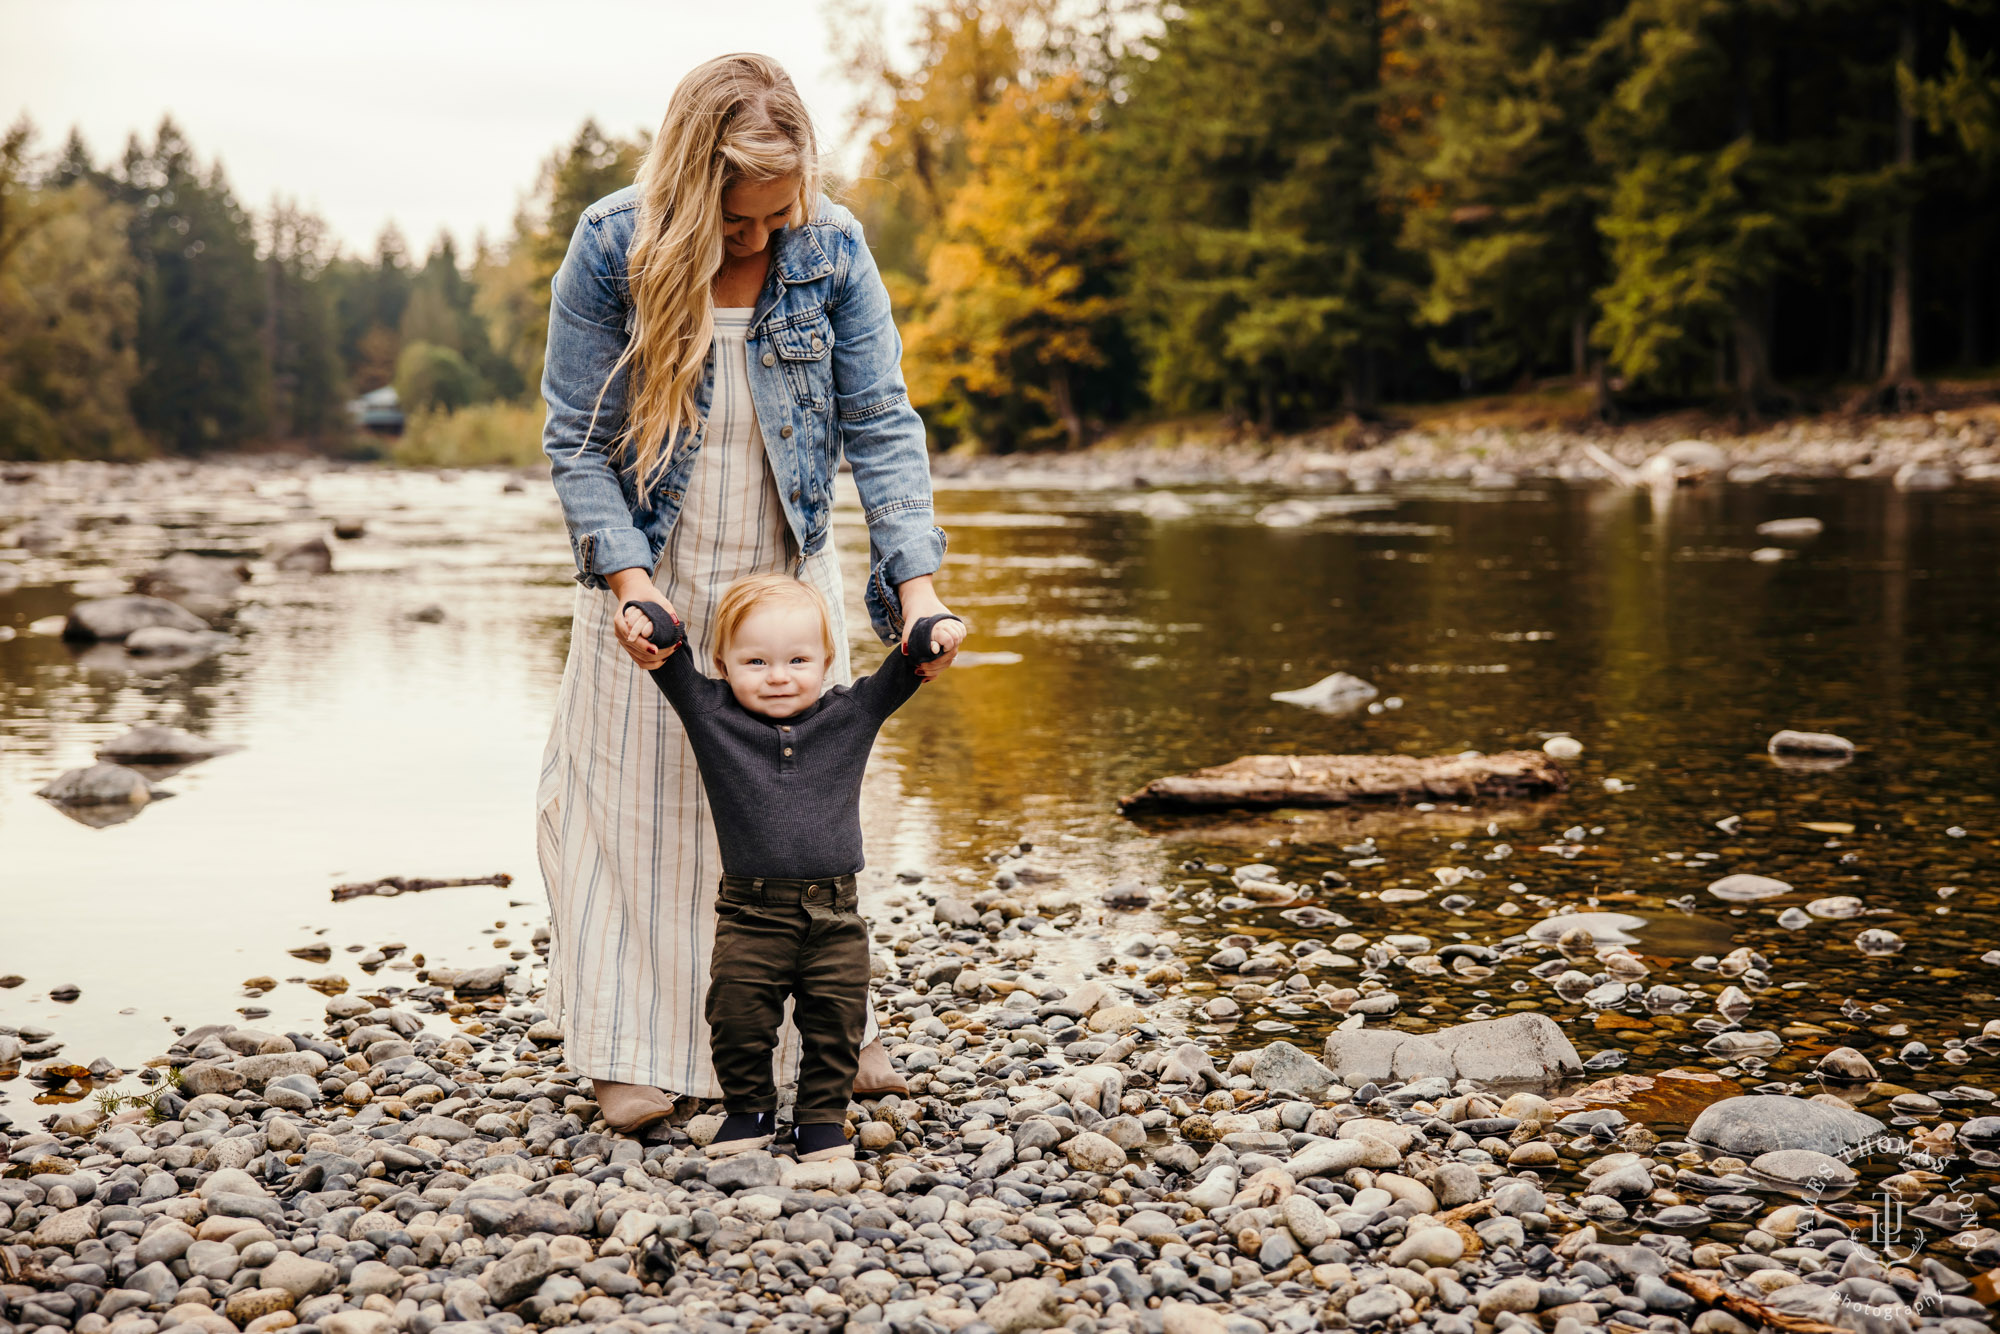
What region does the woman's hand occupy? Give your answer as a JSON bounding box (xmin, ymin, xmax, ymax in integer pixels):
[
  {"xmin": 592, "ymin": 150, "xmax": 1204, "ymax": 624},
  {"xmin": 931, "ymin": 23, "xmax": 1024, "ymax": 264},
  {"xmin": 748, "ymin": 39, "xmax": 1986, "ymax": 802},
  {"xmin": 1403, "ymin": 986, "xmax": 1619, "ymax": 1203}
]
[
  {"xmin": 898, "ymin": 574, "xmax": 961, "ymax": 681},
  {"xmin": 607, "ymin": 568, "xmax": 677, "ymax": 669}
]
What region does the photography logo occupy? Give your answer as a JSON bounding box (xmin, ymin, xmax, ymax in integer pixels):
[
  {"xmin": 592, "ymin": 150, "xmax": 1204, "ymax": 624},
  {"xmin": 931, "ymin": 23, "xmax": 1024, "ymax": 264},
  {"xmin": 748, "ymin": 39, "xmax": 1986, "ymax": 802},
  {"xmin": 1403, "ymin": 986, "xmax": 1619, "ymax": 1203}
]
[{"xmin": 1796, "ymin": 1134, "xmax": 1977, "ymax": 1313}]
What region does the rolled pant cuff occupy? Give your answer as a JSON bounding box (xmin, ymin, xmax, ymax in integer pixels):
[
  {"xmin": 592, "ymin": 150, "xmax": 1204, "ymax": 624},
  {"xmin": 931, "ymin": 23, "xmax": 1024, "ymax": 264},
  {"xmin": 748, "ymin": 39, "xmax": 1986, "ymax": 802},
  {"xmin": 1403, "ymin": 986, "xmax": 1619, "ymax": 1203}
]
[
  {"xmin": 726, "ymin": 1103, "xmax": 778, "ymax": 1115},
  {"xmin": 792, "ymin": 1108, "xmax": 849, "ymax": 1124}
]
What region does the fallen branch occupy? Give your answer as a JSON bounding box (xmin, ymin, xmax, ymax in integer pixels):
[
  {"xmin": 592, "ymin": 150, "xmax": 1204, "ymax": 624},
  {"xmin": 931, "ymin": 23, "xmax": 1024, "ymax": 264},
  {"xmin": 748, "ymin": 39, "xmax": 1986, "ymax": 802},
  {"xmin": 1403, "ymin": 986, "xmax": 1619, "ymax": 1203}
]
[
  {"xmin": 331, "ymin": 873, "xmax": 513, "ymax": 903},
  {"xmin": 1119, "ymin": 750, "xmax": 1567, "ymax": 814},
  {"xmin": 1666, "ymin": 1268, "xmax": 1845, "ymax": 1334},
  {"xmin": 1436, "ymin": 1199, "xmax": 1494, "ymax": 1225}
]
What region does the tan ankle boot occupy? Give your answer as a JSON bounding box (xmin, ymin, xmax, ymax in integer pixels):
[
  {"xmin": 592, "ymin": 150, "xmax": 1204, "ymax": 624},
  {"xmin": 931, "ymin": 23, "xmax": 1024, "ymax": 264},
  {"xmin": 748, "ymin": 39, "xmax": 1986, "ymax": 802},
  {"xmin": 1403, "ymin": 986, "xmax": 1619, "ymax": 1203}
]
[
  {"xmin": 852, "ymin": 1038, "xmax": 909, "ymax": 1097},
  {"xmin": 591, "ymin": 1079, "xmax": 679, "ymax": 1136}
]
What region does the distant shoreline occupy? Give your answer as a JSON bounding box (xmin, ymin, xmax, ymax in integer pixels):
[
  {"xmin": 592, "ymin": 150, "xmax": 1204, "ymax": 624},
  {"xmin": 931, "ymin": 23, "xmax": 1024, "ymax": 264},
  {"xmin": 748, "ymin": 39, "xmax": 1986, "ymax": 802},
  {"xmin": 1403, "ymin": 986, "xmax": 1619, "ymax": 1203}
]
[{"xmin": 933, "ymin": 396, "xmax": 2000, "ymax": 490}]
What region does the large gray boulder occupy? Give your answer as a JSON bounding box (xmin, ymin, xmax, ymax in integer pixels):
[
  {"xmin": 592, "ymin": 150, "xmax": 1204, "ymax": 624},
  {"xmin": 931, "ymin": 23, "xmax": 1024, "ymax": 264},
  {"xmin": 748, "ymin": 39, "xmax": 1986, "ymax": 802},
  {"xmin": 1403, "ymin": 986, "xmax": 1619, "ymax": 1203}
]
[
  {"xmin": 1429, "ymin": 1012, "xmax": 1582, "ymax": 1086},
  {"xmin": 1251, "ymin": 1040, "xmax": 1336, "ymax": 1096},
  {"xmin": 1689, "ymin": 1095, "xmax": 1885, "ymax": 1158},
  {"xmin": 62, "ymin": 594, "xmax": 207, "ymax": 642},
  {"xmin": 1321, "ymin": 1029, "xmax": 1454, "ymax": 1085}
]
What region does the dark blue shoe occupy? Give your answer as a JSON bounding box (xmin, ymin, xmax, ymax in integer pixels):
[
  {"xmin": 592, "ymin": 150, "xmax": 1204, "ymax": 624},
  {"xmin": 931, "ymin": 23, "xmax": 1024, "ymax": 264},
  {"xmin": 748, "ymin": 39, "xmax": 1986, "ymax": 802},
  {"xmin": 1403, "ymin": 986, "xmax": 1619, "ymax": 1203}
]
[
  {"xmin": 793, "ymin": 1121, "xmax": 854, "ymax": 1163},
  {"xmin": 707, "ymin": 1111, "xmax": 774, "ymax": 1156}
]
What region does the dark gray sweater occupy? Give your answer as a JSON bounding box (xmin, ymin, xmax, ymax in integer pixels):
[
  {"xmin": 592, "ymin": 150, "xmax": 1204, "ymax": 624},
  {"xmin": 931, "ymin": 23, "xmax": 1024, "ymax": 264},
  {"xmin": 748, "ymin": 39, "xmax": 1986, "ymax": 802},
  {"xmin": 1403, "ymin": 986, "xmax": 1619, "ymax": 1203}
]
[{"xmin": 630, "ymin": 604, "xmax": 956, "ymax": 879}]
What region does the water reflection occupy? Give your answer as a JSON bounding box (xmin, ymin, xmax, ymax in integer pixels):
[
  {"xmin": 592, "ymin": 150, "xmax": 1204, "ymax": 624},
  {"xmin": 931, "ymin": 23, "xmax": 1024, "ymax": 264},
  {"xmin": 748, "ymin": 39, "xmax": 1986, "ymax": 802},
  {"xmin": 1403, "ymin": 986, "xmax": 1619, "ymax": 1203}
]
[{"xmin": 2, "ymin": 464, "xmax": 1997, "ymax": 1148}]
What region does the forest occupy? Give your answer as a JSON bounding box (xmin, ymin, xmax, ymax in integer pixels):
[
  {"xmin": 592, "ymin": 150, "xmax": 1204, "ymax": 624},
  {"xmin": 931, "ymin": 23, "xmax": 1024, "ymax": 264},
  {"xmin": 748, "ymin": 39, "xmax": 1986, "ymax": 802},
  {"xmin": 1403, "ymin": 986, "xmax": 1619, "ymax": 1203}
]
[{"xmin": 2, "ymin": 0, "xmax": 1995, "ymax": 460}]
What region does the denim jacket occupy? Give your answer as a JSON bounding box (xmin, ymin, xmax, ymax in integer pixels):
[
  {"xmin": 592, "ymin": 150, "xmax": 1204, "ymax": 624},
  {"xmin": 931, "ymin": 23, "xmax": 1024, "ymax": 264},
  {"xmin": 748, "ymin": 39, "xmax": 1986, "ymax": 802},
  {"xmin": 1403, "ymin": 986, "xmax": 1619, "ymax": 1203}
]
[{"xmin": 541, "ymin": 187, "xmax": 946, "ymax": 643}]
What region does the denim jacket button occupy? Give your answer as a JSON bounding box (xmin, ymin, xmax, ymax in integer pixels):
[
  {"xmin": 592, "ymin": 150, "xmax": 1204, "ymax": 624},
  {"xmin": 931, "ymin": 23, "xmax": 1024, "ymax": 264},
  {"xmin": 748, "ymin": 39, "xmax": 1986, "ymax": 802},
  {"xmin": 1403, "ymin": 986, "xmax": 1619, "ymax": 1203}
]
[
  {"xmin": 790, "ymin": 488, "xmax": 801, "ymax": 501},
  {"xmin": 780, "ymin": 425, "xmax": 794, "ymax": 439},
  {"xmin": 762, "ymin": 352, "xmax": 776, "ymax": 367}
]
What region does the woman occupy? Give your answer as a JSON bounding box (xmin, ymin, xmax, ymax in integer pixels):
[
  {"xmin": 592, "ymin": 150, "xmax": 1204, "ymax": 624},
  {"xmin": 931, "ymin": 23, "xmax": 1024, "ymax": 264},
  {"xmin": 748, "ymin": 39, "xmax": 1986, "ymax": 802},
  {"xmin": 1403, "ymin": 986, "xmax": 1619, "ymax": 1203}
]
[{"xmin": 535, "ymin": 53, "xmax": 958, "ymax": 1136}]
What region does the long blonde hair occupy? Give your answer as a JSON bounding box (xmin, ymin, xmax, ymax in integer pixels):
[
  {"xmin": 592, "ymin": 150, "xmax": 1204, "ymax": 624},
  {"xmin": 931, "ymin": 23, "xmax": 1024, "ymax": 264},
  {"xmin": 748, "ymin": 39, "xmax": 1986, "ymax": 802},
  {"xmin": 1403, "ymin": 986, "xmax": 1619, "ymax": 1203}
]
[{"xmin": 598, "ymin": 54, "xmax": 821, "ymax": 491}]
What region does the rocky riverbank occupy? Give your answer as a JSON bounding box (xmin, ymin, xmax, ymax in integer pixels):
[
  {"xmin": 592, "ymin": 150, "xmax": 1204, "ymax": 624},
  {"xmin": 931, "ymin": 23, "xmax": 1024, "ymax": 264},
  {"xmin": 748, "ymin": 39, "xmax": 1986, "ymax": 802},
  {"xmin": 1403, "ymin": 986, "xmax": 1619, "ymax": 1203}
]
[
  {"xmin": 931, "ymin": 405, "xmax": 2000, "ymax": 490},
  {"xmin": 7, "ymin": 878, "xmax": 2000, "ymax": 1334}
]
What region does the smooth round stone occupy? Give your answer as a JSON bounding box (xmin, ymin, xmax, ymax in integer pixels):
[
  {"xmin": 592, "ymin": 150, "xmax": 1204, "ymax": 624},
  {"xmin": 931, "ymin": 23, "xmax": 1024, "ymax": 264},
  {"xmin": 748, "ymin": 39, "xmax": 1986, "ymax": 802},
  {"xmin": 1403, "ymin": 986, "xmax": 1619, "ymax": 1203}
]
[
  {"xmin": 1648, "ymin": 1205, "xmax": 1713, "ymax": 1233},
  {"xmin": 1854, "ymin": 930, "xmax": 1905, "ymax": 956},
  {"xmin": 1775, "ymin": 908, "xmax": 1811, "ymax": 930},
  {"xmin": 1748, "ymin": 1150, "xmax": 1857, "ymax": 1197},
  {"xmin": 1526, "ymin": 912, "xmax": 1647, "ymax": 946},
  {"xmin": 1390, "ymin": 1226, "xmax": 1465, "ymax": 1267},
  {"xmin": 1806, "ymin": 896, "xmax": 1863, "ymax": 919},
  {"xmin": 1707, "ymin": 874, "xmax": 1792, "ymax": 903}
]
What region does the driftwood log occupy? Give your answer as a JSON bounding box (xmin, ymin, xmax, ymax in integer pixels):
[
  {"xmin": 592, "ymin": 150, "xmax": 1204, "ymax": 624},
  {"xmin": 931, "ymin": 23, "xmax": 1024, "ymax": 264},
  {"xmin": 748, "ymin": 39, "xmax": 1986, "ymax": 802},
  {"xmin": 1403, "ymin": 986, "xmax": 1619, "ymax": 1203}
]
[
  {"xmin": 1665, "ymin": 1268, "xmax": 1847, "ymax": 1334},
  {"xmin": 1119, "ymin": 750, "xmax": 1566, "ymax": 814},
  {"xmin": 331, "ymin": 873, "xmax": 513, "ymax": 902}
]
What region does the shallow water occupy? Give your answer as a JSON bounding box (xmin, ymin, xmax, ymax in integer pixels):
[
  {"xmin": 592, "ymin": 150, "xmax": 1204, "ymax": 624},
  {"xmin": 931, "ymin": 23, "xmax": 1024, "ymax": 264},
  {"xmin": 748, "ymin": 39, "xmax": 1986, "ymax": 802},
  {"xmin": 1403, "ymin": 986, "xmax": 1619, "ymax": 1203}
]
[{"xmin": 3, "ymin": 466, "xmax": 1997, "ymax": 1194}]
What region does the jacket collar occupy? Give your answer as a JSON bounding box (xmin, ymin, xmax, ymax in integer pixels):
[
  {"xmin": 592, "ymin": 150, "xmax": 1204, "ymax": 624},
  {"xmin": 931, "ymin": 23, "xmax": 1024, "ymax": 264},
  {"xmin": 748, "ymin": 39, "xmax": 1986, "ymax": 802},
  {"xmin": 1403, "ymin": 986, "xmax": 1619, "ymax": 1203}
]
[{"xmin": 772, "ymin": 223, "xmax": 834, "ymax": 284}]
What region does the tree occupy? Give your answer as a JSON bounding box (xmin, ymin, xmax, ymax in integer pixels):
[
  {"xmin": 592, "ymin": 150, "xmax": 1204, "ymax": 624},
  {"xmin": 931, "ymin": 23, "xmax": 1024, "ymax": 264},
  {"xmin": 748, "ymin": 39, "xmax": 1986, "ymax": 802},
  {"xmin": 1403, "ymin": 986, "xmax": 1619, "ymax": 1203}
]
[
  {"xmin": 900, "ymin": 73, "xmax": 1126, "ymax": 449},
  {"xmin": 1585, "ymin": 0, "xmax": 1808, "ymax": 410},
  {"xmin": 0, "ymin": 120, "xmax": 145, "ymax": 459},
  {"xmin": 1112, "ymin": 0, "xmax": 1403, "ymax": 426},
  {"xmin": 402, "ymin": 234, "xmax": 518, "ymax": 398},
  {"xmin": 325, "ymin": 226, "xmax": 414, "ymax": 392},
  {"xmin": 395, "ymin": 342, "xmax": 485, "ymax": 413},
  {"xmin": 262, "ymin": 200, "xmax": 347, "ymax": 440},
  {"xmin": 1385, "ymin": 0, "xmax": 1617, "ymax": 393},
  {"xmin": 111, "ymin": 117, "xmax": 269, "ymax": 451}
]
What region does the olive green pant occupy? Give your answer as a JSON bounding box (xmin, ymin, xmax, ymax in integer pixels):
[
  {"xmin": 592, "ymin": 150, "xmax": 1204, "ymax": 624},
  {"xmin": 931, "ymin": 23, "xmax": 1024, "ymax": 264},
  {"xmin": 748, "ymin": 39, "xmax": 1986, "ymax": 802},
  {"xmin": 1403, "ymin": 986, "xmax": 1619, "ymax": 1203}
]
[{"xmin": 706, "ymin": 874, "xmax": 868, "ymax": 1123}]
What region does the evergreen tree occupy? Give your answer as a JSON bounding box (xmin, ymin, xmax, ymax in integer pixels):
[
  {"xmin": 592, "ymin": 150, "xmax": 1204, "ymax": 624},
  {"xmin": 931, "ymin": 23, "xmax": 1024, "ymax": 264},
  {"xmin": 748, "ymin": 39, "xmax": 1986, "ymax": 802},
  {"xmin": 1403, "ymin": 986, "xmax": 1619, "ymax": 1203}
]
[
  {"xmin": 1112, "ymin": 0, "xmax": 1402, "ymax": 426},
  {"xmin": 262, "ymin": 200, "xmax": 347, "ymax": 440},
  {"xmin": 112, "ymin": 117, "xmax": 269, "ymax": 451},
  {"xmin": 1386, "ymin": 0, "xmax": 1617, "ymax": 392}
]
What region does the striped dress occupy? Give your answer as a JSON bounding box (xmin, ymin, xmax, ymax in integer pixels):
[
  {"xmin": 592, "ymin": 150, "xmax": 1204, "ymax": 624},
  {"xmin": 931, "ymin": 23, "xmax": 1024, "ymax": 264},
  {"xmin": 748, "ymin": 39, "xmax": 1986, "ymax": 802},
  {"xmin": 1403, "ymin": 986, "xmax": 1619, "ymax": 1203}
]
[{"xmin": 535, "ymin": 306, "xmax": 866, "ymax": 1097}]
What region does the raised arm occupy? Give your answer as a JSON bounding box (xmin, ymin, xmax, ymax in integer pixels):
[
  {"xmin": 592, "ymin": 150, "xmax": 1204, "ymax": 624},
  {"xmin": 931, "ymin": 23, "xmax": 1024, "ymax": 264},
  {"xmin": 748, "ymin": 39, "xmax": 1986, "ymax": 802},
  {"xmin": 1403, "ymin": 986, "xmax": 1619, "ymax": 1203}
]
[
  {"xmin": 827, "ymin": 216, "xmax": 949, "ymax": 645},
  {"xmin": 624, "ymin": 601, "xmax": 728, "ymax": 716},
  {"xmin": 847, "ymin": 613, "xmax": 966, "ymax": 719},
  {"xmin": 542, "ymin": 207, "xmax": 652, "ymax": 589}
]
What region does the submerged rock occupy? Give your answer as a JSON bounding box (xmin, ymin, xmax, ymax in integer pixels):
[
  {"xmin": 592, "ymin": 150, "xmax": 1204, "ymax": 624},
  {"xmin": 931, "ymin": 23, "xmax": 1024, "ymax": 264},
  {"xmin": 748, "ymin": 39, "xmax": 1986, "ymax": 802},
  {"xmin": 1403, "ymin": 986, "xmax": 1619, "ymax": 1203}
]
[
  {"xmin": 36, "ymin": 762, "xmax": 155, "ymax": 807},
  {"xmin": 1707, "ymin": 873, "xmax": 1792, "ymax": 902},
  {"xmin": 61, "ymin": 594, "xmax": 207, "ymax": 642},
  {"xmin": 96, "ymin": 724, "xmax": 238, "ymax": 765},
  {"xmin": 1688, "ymin": 1094, "xmax": 1885, "ymax": 1158},
  {"xmin": 1270, "ymin": 671, "xmax": 1378, "ymax": 715}
]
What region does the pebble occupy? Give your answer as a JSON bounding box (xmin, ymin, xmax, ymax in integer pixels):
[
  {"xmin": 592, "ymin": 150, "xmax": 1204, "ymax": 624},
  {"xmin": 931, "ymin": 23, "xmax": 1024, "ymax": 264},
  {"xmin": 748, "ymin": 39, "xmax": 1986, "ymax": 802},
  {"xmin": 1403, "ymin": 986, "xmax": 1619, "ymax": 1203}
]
[{"xmin": 3, "ymin": 835, "xmax": 1993, "ymax": 1334}]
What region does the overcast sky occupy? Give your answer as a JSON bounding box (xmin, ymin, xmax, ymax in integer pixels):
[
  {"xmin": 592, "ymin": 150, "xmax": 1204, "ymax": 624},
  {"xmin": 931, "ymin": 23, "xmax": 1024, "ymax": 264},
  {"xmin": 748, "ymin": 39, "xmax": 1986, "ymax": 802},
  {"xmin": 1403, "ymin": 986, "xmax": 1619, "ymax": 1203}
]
[{"xmin": 3, "ymin": 0, "xmax": 911, "ymax": 257}]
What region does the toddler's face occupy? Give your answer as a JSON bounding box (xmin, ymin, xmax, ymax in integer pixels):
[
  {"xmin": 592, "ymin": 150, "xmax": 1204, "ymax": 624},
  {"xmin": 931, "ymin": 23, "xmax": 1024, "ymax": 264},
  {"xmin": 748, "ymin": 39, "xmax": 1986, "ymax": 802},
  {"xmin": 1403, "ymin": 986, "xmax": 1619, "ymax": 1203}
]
[{"xmin": 719, "ymin": 602, "xmax": 828, "ymax": 718}]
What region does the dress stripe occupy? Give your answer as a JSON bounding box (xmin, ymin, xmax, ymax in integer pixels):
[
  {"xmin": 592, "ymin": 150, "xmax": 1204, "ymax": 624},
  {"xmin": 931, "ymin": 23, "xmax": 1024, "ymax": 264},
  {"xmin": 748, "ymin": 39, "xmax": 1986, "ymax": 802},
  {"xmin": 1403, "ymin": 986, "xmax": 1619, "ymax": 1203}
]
[{"xmin": 537, "ymin": 307, "xmax": 864, "ymax": 1097}]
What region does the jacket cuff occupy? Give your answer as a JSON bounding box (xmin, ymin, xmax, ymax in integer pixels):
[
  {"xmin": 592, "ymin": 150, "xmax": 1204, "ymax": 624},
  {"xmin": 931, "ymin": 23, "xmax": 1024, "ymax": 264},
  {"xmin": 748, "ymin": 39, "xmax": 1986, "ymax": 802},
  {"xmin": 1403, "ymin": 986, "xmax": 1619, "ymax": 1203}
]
[
  {"xmin": 573, "ymin": 525, "xmax": 654, "ymax": 589},
  {"xmin": 870, "ymin": 525, "xmax": 949, "ymax": 634}
]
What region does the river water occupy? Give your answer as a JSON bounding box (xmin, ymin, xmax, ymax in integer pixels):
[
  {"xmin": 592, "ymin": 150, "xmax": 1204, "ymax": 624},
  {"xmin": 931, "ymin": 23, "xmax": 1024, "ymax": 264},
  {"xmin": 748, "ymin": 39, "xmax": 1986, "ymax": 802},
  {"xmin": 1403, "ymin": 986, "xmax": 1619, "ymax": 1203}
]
[{"xmin": 3, "ymin": 463, "xmax": 1997, "ymax": 1191}]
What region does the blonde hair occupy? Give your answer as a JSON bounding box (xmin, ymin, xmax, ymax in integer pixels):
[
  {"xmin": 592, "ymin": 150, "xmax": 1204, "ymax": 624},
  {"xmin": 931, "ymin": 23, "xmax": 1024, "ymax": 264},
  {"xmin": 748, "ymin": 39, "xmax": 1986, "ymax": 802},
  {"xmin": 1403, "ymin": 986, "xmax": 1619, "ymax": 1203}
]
[
  {"xmin": 711, "ymin": 574, "xmax": 835, "ymax": 672},
  {"xmin": 592, "ymin": 54, "xmax": 821, "ymax": 493}
]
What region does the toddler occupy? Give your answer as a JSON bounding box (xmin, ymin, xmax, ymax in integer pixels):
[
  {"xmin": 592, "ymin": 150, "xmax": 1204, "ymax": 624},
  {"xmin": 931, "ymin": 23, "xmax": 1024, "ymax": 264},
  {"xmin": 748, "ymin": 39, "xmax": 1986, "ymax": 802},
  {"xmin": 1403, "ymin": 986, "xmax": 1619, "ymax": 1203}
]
[{"xmin": 625, "ymin": 574, "xmax": 963, "ymax": 1161}]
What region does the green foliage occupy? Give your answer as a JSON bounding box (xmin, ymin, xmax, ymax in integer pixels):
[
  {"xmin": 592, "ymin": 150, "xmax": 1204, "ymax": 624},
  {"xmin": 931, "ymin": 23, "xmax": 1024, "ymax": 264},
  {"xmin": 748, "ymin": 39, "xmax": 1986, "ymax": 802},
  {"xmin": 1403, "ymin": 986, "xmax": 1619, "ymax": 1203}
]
[
  {"xmin": 1385, "ymin": 0, "xmax": 1614, "ymax": 385},
  {"xmin": 113, "ymin": 117, "xmax": 271, "ymax": 452},
  {"xmin": 1111, "ymin": 0, "xmax": 1403, "ymax": 424},
  {"xmin": 392, "ymin": 400, "xmax": 545, "ymax": 468},
  {"xmin": 395, "ymin": 341, "xmax": 486, "ymax": 414},
  {"xmin": 264, "ymin": 201, "xmax": 349, "ymax": 440},
  {"xmin": 0, "ymin": 122, "xmax": 148, "ymax": 460}
]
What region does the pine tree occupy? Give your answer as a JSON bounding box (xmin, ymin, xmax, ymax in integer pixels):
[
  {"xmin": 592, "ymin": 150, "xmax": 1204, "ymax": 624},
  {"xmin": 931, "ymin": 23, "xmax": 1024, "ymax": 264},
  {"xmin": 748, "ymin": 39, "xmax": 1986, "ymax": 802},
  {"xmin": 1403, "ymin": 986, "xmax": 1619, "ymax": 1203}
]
[
  {"xmin": 262, "ymin": 200, "xmax": 347, "ymax": 440},
  {"xmin": 1112, "ymin": 0, "xmax": 1402, "ymax": 427},
  {"xmin": 1386, "ymin": 0, "xmax": 1618, "ymax": 393},
  {"xmin": 112, "ymin": 117, "xmax": 269, "ymax": 451}
]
